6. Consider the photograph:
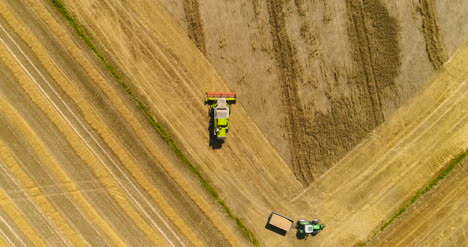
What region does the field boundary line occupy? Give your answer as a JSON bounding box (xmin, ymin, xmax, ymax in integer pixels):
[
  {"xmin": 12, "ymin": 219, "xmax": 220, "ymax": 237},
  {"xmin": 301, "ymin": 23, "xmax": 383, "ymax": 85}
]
[
  {"xmin": 379, "ymin": 150, "xmax": 468, "ymax": 231},
  {"xmin": 359, "ymin": 150, "xmax": 468, "ymax": 246}
]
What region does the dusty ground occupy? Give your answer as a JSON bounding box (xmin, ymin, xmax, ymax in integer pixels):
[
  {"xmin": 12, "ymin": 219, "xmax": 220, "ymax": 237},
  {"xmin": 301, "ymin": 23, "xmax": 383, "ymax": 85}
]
[
  {"xmin": 0, "ymin": 0, "xmax": 466, "ymax": 246},
  {"xmin": 157, "ymin": 0, "xmax": 468, "ymax": 185}
]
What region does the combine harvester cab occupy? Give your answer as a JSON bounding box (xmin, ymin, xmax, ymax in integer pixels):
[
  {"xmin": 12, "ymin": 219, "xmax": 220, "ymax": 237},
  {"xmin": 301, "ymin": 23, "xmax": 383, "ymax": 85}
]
[{"xmin": 205, "ymin": 92, "xmax": 236, "ymax": 140}]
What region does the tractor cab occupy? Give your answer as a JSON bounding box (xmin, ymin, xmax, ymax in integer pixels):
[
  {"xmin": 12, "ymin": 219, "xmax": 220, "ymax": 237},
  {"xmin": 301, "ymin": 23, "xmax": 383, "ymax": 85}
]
[
  {"xmin": 303, "ymin": 224, "xmax": 314, "ymax": 234},
  {"xmin": 297, "ymin": 219, "xmax": 326, "ymax": 238}
]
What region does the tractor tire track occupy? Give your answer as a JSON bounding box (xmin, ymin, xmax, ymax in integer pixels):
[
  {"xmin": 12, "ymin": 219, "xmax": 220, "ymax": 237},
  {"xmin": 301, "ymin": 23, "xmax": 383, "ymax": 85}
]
[
  {"xmin": 0, "ymin": 144, "xmax": 81, "ymax": 246},
  {"xmin": 0, "ymin": 76, "xmax": 73, "ymax": 246},
  {"xmin": 182, "ymin": 0, "xmax": 206, "ymax": 54},
  {"xmin": 19, "ymin": 0, "xmax": 231, "ymax": 245},
  {"xmin": 418, "ymin": 0, "xmax": 448, "ymax": 70},
  {"xmin": 346, "ymin": 0, "xmax": 402, "ymax": 122},
  {"xmin": 346, "ymin": 0, "xmax": 384, "ymax": 125},
  {"xmin": 0, "ymin": 22, "xmax": 114, "ymax": 246},
  {"xmin": 0, "ymin": 100, "xmax": 123, "ymax": 246},
  {"xmin": 266, "ymin": 0, "xmax": 314, "ymax": 185},
  {"xmin": 0, "ymin": 214, "xmax": 21, "ymax": 247},
  {"xmin": 0, "ymin": 12, "xmax": 168, "ymax": 244},
  {"xmin": 0, "ymin": 189, "xmax": 44, "ymax": 247}
]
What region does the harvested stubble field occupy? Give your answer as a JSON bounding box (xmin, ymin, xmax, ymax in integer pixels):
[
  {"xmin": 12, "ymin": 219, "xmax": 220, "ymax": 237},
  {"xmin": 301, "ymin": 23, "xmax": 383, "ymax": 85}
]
[{"xmin": 0, "ymin": 0, "xmax": 466, "ymax": 246}]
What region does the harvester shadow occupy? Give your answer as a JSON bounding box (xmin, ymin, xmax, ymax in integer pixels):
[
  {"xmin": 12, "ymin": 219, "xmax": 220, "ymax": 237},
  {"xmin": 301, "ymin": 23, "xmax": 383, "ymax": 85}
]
[{"xmin": 208, "ymin": 112, "xmax": 223, "ymax": 149}]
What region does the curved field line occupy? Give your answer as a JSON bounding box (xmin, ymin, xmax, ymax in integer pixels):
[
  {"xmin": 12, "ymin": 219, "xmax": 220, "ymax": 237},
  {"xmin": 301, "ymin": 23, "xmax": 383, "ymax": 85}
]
[
  {"xmin": 0, "ymin": 21, "xmax": 167, "ymax": 247},
  {"xmin": 291, "ymin": 74, "xmax": 465, "ymax": 200},
  {"xmin": 0, "ymin": 100, "xmax": 125, "ymax": 246},
  {"xmin": 266, "ymin": 0, "xmax": 314, "ymax": 183},
  {"xmin": 4, "ymin": 1, "xmax": 202, "ymax": 245}
]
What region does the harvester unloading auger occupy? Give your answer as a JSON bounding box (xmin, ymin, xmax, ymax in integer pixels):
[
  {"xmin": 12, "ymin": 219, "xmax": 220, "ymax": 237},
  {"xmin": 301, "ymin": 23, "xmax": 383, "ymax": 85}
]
[{"xmin": 205, "ymin": 92, "xmax": 236, "ymax": 140}]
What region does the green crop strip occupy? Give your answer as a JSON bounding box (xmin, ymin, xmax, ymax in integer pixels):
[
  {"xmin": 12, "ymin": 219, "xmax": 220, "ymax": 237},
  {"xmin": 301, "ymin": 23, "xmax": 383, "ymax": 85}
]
[
  {"xmin": 49, "ymin": 0, "xmax": 259, "ymax": 245},
  {"xmin": 360, "ymin": 150, "xmax": 467, "ymax": 246},
  {"xmin": 380, "ymin": 150, "xmax": 467, "ymax": 231}
]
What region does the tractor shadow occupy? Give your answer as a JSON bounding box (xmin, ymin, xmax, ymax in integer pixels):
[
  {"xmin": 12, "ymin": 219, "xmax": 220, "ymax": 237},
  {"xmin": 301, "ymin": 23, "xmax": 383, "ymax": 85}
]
[
  {"xmin": 208, "ymin": 111, "xmax": 224, "ymax": 149},
  {"xmin": 296, "ymin": 231, "xmax": 307, "ymax": 240}
]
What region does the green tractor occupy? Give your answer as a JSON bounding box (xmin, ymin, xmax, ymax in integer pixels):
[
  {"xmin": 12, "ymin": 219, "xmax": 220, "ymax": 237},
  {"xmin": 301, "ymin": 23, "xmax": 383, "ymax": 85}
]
[
  {"xmin": 205, "ymin": 92, "xmax": 236, "ymax": 140},
  {"xmin": 297, "ymin": 219, "xmax": 326, "ymax": 239}
]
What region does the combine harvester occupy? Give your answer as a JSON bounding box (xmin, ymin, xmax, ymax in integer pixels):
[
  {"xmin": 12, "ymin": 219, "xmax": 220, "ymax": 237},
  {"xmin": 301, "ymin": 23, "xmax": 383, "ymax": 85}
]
[{"xmin": 205, "ymin": 92, "xmax": 236, "ymax": 140}]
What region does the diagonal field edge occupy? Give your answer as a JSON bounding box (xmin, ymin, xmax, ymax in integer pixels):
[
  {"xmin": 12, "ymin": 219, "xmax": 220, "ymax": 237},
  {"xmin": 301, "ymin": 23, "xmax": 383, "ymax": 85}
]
[
  {"xmin": 360, "ymin": 150, "xmax": 468, "ymax": 246},
  {"xmin": 48, "ymin": 0, "xmax": 259, "ymax": 245}
]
